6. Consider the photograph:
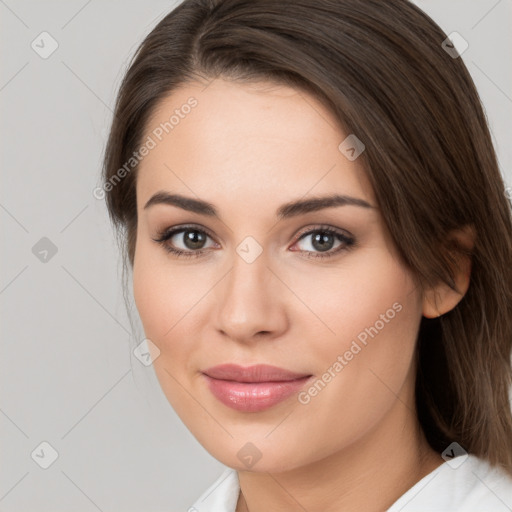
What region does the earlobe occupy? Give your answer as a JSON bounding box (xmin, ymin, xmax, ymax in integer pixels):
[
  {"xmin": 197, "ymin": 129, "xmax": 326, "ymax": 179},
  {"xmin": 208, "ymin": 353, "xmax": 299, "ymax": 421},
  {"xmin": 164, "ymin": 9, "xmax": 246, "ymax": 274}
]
[{"xmin": 422, "ymin": 224, "xmax": 475, "ymax": 318}]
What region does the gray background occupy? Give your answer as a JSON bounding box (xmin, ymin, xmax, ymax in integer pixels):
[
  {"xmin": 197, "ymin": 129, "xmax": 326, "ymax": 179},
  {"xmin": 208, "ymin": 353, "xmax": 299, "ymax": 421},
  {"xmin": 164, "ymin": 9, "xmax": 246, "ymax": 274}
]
[{"xmin": 1, "ymin": 1, "xmax": 511, "ymax": 511}]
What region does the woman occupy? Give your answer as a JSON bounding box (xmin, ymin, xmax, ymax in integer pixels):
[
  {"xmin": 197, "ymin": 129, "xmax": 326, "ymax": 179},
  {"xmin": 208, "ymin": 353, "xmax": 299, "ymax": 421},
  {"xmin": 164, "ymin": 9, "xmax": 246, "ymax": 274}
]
[{"xmin": 101, "ymin": 0, "xmax": 512, "ymax": 510}]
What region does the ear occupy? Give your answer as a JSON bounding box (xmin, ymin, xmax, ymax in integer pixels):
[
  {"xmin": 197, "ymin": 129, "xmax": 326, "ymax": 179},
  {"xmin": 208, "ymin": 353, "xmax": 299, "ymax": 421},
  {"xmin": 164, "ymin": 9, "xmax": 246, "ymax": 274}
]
[{"xmin": 422, "ymin": 224, "xmax": 476, "ymax": 318}]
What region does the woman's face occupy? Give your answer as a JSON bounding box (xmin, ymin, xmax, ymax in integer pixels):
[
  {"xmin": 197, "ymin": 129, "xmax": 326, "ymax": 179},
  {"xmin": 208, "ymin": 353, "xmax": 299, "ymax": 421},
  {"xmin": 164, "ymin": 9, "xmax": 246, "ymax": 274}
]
[{"xmin": 133, "ymin": 78, "xmax": 425, "ymax": 472}]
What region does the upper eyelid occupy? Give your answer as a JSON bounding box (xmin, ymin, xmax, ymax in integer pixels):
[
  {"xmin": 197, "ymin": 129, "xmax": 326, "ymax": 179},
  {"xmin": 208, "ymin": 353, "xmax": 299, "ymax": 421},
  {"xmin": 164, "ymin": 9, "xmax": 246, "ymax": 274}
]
[
  {"xmin": 295, "ymin": 225, "xmax": 352, "ymax": 238},
  {"xmin": 158, "ymin": 223, "xmax": 217, "ymax": 242}
]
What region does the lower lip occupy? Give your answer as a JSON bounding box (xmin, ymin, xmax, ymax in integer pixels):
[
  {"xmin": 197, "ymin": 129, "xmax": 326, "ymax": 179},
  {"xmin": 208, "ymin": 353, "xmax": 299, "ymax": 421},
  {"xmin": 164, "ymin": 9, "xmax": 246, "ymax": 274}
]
[{"xmin": 202, "ymin": 374, "xmax": 313, "ymax": 412}]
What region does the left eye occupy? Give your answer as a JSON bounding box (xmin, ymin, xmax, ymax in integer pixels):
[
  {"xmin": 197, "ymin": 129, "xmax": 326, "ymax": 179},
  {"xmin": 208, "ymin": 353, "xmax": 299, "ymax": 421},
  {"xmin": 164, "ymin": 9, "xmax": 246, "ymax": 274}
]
[{"xmin": 291, "ymin": 228, "xmax": 355, "ymax": 258}]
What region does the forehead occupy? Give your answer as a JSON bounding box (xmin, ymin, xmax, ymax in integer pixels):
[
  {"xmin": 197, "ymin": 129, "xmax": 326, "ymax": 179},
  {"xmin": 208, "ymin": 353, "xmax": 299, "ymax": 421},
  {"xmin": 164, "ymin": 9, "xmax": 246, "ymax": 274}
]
[{"xmin": 136, "ymin": 78, "xmax": 376, "ymax": 211}]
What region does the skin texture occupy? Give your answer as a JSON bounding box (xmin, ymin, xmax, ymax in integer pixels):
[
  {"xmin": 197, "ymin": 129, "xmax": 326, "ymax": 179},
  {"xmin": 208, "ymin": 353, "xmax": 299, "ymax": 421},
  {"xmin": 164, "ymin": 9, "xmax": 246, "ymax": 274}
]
[{"xmin": 132, "ymin": 78, "xmax": 472, "ymax": 512}]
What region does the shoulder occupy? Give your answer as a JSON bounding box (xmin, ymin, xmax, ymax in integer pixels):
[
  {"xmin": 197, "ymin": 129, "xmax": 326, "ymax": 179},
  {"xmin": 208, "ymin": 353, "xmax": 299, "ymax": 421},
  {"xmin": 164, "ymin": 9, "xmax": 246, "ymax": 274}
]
[
  {"xmin": 189, "ymin": 467, "xmax": 240, "ymax": 512},
  {"xmin": 387, "ymin": 454, "xmax": 512, "ymax": 511}
]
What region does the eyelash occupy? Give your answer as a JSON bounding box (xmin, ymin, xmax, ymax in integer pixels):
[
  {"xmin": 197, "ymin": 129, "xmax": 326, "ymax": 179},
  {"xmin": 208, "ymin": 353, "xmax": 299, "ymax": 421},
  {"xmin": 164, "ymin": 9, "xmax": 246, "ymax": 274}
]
[{"xmin": 152, "ymin": 224, "xmax": 356, "ymax": 260}]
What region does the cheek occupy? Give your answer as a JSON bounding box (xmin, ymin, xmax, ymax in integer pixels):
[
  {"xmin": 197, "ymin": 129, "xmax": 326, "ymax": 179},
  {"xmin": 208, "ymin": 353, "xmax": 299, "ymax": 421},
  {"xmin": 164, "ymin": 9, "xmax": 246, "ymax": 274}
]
[
  {"xmin": 132, "ymin": 238, "xmax": 183, "ymax": 344},
  {"xmin": 133, "ymin": 270, "xmax": 195, "ymax": 354},
  {"xmin": 292, "ymin": 251, "xmax": 422, "ymax": 409},
  {"xmin": 286, "ymin": 249, "xmax": 420, "ymax": 352},
  {"xmin": 132, "ymin": 244, "xmax": 197, "ymax": 404},
  {"xmin": 132, "ymin": 239, "xmax": 221, "ymax": 395}
]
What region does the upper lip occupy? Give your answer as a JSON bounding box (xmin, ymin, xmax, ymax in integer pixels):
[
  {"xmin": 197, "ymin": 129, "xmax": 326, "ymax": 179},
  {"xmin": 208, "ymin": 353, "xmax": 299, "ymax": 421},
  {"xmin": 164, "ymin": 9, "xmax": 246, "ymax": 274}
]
[{"xmin": 202, "ymin": 364, "xmax": 311, "ymax": 383}]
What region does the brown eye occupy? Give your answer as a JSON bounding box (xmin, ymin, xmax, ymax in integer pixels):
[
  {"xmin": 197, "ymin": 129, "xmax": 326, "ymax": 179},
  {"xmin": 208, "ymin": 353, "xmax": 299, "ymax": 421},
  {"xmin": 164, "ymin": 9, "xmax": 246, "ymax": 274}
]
[
  {"xmin": 291, "ymin": 226, "xmax": 355, "ymax": 259},
  {"xmin": 152, "ymin": 225, "xmax": 217, "ymax": 258},
  {"xmin": 179, "ymin": 229, "xmax": 208, "ymax": 250}
]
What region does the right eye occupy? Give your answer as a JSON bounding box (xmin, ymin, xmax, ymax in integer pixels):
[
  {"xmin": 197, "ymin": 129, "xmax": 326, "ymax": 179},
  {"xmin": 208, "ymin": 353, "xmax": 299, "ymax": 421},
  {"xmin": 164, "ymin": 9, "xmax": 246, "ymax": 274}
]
[{"xmin": 152, "ymin": 225, "xmax": 219, "ymax": 258}]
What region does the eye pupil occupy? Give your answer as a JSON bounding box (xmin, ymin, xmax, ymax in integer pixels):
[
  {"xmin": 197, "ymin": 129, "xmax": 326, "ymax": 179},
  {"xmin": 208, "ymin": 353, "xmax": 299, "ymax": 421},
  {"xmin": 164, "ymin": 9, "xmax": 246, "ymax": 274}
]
[
  {"xmin": 312, "ymin": 232, "xmax": 334, "ymax": 252},
  {"xmin": 184, "ymin": 230, "xmax": 206, "ymax": 249}
]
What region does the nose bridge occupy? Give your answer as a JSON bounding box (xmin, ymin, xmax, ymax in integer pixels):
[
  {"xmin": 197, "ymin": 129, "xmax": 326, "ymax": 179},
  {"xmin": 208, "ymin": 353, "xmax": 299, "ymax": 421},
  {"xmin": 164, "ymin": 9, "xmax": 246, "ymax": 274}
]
[{"xmin": 214, "ymin": 242, "xmax": 286, "ymax": 340}]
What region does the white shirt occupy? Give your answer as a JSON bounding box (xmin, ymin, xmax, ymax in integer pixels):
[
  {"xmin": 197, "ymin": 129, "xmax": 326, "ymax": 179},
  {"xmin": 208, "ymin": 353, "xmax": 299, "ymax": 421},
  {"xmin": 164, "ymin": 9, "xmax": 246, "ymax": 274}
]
[{"xmin": 189, "ymin": 454, "xmax": 512, "ymax": 511}]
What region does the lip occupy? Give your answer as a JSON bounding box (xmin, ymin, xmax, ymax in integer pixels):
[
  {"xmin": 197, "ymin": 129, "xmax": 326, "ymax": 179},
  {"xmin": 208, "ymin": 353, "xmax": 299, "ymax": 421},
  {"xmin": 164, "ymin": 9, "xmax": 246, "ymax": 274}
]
[{"xmin": 202, "ymin": 364, "xmax": 313, "ymax": 412}]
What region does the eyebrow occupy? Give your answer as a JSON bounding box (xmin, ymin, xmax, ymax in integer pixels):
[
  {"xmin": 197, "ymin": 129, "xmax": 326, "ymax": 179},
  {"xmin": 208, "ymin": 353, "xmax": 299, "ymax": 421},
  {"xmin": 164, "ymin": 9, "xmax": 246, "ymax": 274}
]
[{"xmin": 143, "ymin": 191, "xmax": 375, "ymax": 219}]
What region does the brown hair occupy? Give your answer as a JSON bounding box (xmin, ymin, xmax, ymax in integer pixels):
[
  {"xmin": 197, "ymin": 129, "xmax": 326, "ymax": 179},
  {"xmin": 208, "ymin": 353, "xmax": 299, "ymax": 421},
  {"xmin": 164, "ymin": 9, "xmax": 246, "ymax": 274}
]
[{"xmin": 102, "ymin": 0, "xmax": 512, "ymax": 475}]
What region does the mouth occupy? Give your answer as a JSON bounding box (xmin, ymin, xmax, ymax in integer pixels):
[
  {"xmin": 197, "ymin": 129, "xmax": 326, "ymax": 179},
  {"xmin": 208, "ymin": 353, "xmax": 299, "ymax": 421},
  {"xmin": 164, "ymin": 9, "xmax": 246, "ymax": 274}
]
[{"xmin": 201, "ymin": 363, "xmax": 313, "ymax": 412}]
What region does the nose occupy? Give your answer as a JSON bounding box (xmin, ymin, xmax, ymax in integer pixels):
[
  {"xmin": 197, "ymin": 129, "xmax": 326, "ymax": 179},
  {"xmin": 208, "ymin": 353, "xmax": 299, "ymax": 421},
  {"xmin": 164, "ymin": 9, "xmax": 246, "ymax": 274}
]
[{"xmin": 214, "ymin": 249, "xmax": 289, "ymax": 344}]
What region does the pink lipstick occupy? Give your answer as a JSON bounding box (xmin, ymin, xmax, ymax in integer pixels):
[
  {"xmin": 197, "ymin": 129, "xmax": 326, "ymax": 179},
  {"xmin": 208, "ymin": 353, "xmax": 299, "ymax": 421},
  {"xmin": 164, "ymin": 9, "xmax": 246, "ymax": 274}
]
[{"xmin": 202, "ymin": 363, "xmax": 313, "ymax": 412}]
